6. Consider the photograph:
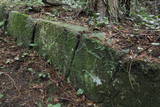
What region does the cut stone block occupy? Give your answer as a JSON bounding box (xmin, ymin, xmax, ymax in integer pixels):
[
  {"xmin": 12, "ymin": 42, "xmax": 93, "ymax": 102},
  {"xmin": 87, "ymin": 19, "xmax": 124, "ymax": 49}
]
[
  {"xmin": 111, "ymin": 60, "xmax": 160, "ymax": 107},
  {"xmin": 70, "ymin": 32, "xmax": 119, "ymax": 102},
  {"xmin": 0, "ymin": 5, "xmax": 6, "ymax": 22},
  {"xmin": 35, "ymin": 19, "xmax": 88, "ymax": 73},
  {"xmin": 7, "ymin": 11, "xmax": 35, "ymax": 47},
  {"xmin": 0, "ymin": 5, "xmax": 7, "ymax": 28}
]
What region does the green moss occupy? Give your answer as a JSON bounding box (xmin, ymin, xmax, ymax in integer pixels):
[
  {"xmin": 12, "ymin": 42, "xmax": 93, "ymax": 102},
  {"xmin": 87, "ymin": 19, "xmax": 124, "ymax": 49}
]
[
  {"xmin": 70, "ymin": 37, "xmax": 119, "ymax": 102},
  {"xmin": 123, "ymin": 60, "xmax": 160, "ymax": 74},
  {"xmin": 7, "ymin": 11, "xmax": 35, "ymax": 47},
  {"xmin": 5, "ymin": 11, "xmax": 160, "ymax": 106},
  {"xmin": 0, "ymin": 4, "xmax": 7, "ymax": 29},
  {"xmin": 37, "ymin": 20, "xmax": 88, "ymax": 33},
  {"xmin": 35, "ymin": 19, "xmax": 87, "ymax": 73},
  {"xmin": 0, "ymin": 5, "xmax": 6, "ymax": 22},
  {"xmin": 35, "ymin": 19, "xmax": 119, "ymax": 102},
  {"xmin": 101, "ymin": 60, "xmax": 160, "ymax": 107}
]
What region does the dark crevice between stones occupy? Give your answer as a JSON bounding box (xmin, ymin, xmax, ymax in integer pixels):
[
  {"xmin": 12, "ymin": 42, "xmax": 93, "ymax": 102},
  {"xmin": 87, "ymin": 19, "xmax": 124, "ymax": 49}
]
[
  {"xmin": 29, "ymin": 22, "xmax": 37, "ymax": 49},
  {"xmin": 65, "ymin": 34, "xmax": 81, "ymax": 79}
]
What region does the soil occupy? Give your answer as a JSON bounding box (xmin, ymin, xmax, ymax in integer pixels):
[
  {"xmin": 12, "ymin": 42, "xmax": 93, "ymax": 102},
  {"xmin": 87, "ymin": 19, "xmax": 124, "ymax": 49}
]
[{"xmin": 0, "ymin": 30, "xmax": 94, "ymax": 107}]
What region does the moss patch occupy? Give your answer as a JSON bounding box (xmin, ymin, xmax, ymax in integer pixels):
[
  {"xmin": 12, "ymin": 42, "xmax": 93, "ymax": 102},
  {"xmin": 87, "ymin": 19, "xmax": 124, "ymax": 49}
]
[
  {"xmin": 34, "ymin": 19, "xmax": 88, "ymax": 73},
  {"xmin": 0, "ymin": 5, "xmax": 6, "ymax": 22},
  {"xmin": 107, "ymin": 60, "xmax": 160, "ymax": 107},
  {"xmin": 70, "ymin": 36, "xmax": 119, "ymax": 102},
  {"xmin": 7, "ymin": 11, "xmax": 35, "ymax": 47}
]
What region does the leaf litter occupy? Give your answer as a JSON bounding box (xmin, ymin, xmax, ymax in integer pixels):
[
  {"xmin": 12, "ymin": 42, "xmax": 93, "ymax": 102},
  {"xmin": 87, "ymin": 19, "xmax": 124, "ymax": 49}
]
[{"xmin": 0, "ymin": 30, "xmax": 95, "ymax": 107}]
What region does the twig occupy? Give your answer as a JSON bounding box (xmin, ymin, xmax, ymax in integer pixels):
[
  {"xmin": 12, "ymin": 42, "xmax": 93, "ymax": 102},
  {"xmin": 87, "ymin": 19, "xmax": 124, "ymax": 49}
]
[
  {"xmin": 0, "ymin": 71, "xmax": 21, "ymax": 97},
  {"xmin": 137, "ymin": 45, "xmax": 152, "ymax": 56},
  {"xmin": 128, "ymin": 61, "xmax": 134, "ymax": 89}
]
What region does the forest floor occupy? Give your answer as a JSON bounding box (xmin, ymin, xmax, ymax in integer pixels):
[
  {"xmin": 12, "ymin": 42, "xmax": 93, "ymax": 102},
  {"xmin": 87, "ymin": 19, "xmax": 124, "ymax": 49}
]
[{"xmin": 0, "ymin": 30, "xmax": 94, "ymax": 107}]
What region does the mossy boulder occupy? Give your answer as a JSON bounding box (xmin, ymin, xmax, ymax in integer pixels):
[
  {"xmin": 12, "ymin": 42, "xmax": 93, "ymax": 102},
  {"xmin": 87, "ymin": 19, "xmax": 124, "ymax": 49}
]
[{"xmin": 7, "ymin": 11, "xmax": 35, "ymax": 47}]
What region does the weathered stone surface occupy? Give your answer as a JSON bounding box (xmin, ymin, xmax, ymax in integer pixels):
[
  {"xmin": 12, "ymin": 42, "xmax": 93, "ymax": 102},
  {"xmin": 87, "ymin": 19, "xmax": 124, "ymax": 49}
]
[
  {"xmin": 34, "ymin": 21, "xmax": 120, "ymax": 102},
  {"xmin": 34, "ymin": 20, "xmax": 119, "ymax": 102},
  {"xmin": 70, "ymin": 32, "xmax": 119, "ymax": 102},
  {"xmin": 0, "ymin": 5, "xmax": 7, "ymax": 28},
  {"xmin": 7, "ymin": 11, "xmax": 35, "ymax": 47},
  {"xmin": 35, "ymin": 19, "xmax": 88, "ymax": 73},
  {"xmin": 0, "ymin": 5, "xmax": 6, "ymax": 22},
  {"xmin": 108, "ymin": 60, "xmax": 160, "ymax": 107}
]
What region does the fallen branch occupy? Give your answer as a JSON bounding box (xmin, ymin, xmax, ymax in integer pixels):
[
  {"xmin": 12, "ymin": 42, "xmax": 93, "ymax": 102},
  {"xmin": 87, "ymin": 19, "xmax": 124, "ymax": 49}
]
[{"xmin": 42, "ymin": 0, "xmax": 69, "ymax": 6}]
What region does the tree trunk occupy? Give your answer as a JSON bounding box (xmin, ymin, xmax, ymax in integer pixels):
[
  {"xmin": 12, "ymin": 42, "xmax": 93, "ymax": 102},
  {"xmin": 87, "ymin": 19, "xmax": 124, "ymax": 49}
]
[
  {"xmin": 88, "ymin": 0, "xmax": 132, "ymax": 22},
  {"xmin": 108, "ymin": 0, "xmax": 120, "ymax": 21},
  {"xmin": 97, "ymin": 0, "xmax": 108, "ymax": 20}
]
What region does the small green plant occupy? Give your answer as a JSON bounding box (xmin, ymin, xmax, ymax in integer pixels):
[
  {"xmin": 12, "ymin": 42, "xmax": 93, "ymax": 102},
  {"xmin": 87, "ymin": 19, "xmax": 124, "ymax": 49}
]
[
  {"xmin": 38, "ymin": 72, "xmax": 50, "ymax": 79},
  {"xmin": 0, "ymin": 93, "xmax": 4, "ymax": 99},
  {"xmin": 29, "ymin": 43, "xmax": 38, "ymax": 47},
  {"xmin": 88, "ymin": 13, "xmax": 109, "ymax": 27},
  {"xmin": 0, "ymin": 21, "xmax": 5, "ymax": 28},
  {"xmin": 47, "ymin": 97, "xmax": 53, "ymax": 103},
  {"xmin": 48, "ymin": 103, "xmax": 61, "ymax": 107},
  {"xmin": 77, "ymin": 88, "xmax": 84, "ymax": 95},
  {"xmin": 21, "ymin": 52, "xmax": 29, "ymax": 58},
  {"xmin": 27, "ymin": 68, "xmax": 36, "ymax": 74}
]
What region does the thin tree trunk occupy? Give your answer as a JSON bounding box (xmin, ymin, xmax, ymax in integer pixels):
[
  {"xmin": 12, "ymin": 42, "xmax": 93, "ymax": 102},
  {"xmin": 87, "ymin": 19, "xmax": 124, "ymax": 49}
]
[
  {"xmin": 97, "ymin": 0, "xmax": 107, "ymax": 20},
  {"xmin": 108, "ymin": 0, "xmax": 120, "ymax": 22},
  {"xmin": 88, "ymin": 0, "xmax": 121, "ymax": 22}
]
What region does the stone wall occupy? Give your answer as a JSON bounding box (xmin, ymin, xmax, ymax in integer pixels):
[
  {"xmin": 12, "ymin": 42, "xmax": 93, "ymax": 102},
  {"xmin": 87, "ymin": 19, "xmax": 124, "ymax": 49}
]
[{"xmin": 2, "ymin": 9, "xmax": 160, "ymax": 106}]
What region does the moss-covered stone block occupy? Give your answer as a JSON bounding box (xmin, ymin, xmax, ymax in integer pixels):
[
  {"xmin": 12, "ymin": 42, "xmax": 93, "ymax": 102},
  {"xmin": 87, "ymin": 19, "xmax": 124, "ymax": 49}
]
[
  {"xmin": 35, "ymin": 19, "xmax": 88, "ymax": 73},
  {"xmin": 7, "ymin": 11, "xmax": 35, "ymax": 47},
  {"xmin": 108, "ymin": 60, "xmax": 160, "ymax": 107},
  {"xmin": 0, "ymin": 4, "xmax": 7, "ymax": 28},
  {"xmin": 0, "ymin": 5, "xmax": 6, "ymax": 22},
  {"xmin": 69, "ymin": 32, "xmax": 119, "ymax": 102}
]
